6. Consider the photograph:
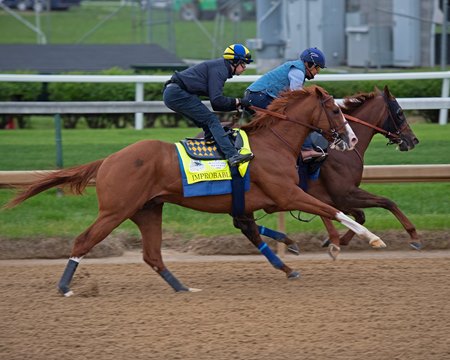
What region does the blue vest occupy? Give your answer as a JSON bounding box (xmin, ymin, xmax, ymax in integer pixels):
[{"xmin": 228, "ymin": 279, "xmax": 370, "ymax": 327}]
[{"xmin": 247, "ymin": 60, "xmax": 306, "ymax": 98}]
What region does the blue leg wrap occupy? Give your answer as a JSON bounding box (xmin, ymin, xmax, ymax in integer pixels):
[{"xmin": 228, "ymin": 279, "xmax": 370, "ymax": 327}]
[
  {"xmin": 258, "ymin": 242, "xmax": 284, "ymax": 270},
  {"xmin": 258, "ymin": 225, "xmax": 287, "ymax": 241},
  {"xmin": 159, "ymin": 268, "xmax": 189, "ymax": 292},
  {"xmin": 58, "ymin": 259, "xmax": 79, "ymax": 294}
]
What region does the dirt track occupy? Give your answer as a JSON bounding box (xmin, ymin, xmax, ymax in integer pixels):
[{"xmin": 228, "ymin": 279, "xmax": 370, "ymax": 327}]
[{"xmin": 1, "ymin": 250, "xmax": 450, "ymax": 360}]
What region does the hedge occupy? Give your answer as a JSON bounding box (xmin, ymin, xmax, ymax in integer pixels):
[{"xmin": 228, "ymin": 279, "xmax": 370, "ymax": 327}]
[{"xmin": 0, "ymin": 68, "xmax": 445, "ymax": 128}]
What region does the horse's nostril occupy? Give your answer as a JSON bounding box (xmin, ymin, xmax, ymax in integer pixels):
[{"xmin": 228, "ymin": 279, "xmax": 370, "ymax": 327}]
[{"xmin": 414, "ymin": 138, "xmax": 419, "ymax": 145}]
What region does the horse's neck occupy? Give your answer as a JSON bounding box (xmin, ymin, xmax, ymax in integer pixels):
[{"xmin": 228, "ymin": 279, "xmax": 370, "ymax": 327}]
[
  {"xmin": 352, "ymin": 122, "xmax": 377, "ymax": 156},
  {"xmin": 268, "ymin": 116, "xmax": 310, "ymax": 157}
]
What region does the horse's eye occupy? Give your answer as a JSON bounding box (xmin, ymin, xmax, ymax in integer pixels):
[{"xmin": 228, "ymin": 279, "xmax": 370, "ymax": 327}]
[
  {"xmin": 397, "ymin": 109, "xmax": 403, "ymax": 117},
  {"xmin": 332, "ymin": 108, "xmax": 340, "ymax": 114}
]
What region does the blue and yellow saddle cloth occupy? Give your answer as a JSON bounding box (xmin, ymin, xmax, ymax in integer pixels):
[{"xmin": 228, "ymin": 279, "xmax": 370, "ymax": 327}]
[{"xmin": 175, "ymin": 130, "xmax": 251, "ymax": 197}]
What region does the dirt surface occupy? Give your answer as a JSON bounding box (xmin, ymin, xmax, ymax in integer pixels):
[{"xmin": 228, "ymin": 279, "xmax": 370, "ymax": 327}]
[
  {"xmin": 1, "ymin": 230, "xmax": 449, "ymax": 359},
  {"xmin": 1, "ymin": 249, "xmax": 450, "ymax": 360}
]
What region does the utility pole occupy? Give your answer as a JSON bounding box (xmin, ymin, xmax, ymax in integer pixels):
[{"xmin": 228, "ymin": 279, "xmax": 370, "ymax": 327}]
[{"xmin": 441, "ymin": 0, "xmax": 448, "ymax": 70}]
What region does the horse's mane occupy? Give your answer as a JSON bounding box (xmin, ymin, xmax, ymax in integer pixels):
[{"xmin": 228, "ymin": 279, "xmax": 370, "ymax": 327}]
[
  {"xmin": 241, "ymin": 85, "xmax": 328, "ymax": 134},
  {"xmin": 341, "ymin": 90, "xmax": 380, "ymax": 115}
]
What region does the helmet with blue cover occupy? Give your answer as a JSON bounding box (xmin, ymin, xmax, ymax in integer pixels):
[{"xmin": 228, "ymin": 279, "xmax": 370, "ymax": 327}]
[
  {"xmin": 223, "ymin": 44, "xmax": 253, "ymax": 65},
  {"xmin": 300, "ymin": 47, "xmax": 326, "ymax": 69}
]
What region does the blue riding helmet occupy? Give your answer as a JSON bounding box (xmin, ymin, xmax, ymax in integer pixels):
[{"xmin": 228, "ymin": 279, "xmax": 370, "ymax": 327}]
[
  {"xmin": 223, "ymin": 44, "xmax": 253, "ymax": 64},
  {"xmin": 300, "ymin": 47, "xmax": 326, "ymax": 68}
]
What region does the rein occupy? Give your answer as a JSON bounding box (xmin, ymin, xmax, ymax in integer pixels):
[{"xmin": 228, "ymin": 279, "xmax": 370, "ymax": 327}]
[
  {"xmin": 344, "ymin": 93, "xmax": 409, "ymax": 144},
  {"xmin": 344, "ymin": 114, "xmax": 398, "ymax": 137},
  {"xmin": 249, "ymin": 105, "xmax": 322, "ymax": 157},
  {"xmin": 344, "ymin": 114, "xmax": 401, "ymax": 141},
  {"xmin": 249, "ymin": 105, "xmax": 321, "ymax": 132}
]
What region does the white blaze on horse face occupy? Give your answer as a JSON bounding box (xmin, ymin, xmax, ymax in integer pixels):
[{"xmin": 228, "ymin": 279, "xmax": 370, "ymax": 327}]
[
  {"xmin": 337, "ymin": 102, "xmax": 358, "ymax": 150},
  {"xmin": 344, "ymin": 119, "xmax": 358, "ymax": 150},
  {"xmin": 329, "ymin": 101, "xmax": 357, "ymax": 152}
]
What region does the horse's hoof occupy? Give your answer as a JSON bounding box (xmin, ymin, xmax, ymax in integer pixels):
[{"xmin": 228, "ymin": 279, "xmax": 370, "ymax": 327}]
[
  {"xmin": 321, "ymin": 239, "xmax": 331, "ymax": 248},
  {"xmin": 287, "ymin": 271, "xmax": 301, "ymax": 279},
  {"xmin": 369, "ymin": 238, "xmax": 387, "ymax": 248},
  {"xmin": 328, "ymin": 244, "xmax": 341, "ymax": 261},
  {"xmin": 409, "ymin": 242, "xmax": 422, "ymax": 251},
  {"xmin": 58, "ymin": 285, "xmax": 74, "ymax": 297},
  {"xmin": 287, "ymin": 244, "xmax": 300, "ymax": 255},
  {"xmin": 188, "ymin": 287, "xmax": 202, "ymax": 292}
]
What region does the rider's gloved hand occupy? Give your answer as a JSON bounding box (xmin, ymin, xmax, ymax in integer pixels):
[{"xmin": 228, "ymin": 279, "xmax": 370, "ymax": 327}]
[{"xmin": 237, "ymin": 98, "xmax": 252, "ymax": 111}]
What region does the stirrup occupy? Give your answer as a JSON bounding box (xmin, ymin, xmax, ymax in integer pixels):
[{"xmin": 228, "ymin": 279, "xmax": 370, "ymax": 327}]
[{"xmin": 228, "ymin": 153, "xmax": 254, "ymax": 167}]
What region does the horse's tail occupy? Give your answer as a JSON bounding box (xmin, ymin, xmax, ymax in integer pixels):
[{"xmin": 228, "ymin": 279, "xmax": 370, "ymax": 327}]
[{"xmin": 5, "ymin": 159, "xmax": 104, "ymax": 209}]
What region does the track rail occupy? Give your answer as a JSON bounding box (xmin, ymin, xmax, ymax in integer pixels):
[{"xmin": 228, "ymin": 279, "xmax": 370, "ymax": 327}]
[{"xmin": 0, "ymin": 165, "xmax": 449, "ymax": 188}]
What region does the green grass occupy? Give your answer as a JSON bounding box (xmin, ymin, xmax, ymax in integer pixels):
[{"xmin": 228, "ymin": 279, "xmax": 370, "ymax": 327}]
[
  {"xmin": 1, "ymin": 124, "xmax": 449, "ymax": 239},
  {"xmin": 0, "ymin": 3, "xmax": 256, "ymax": 60},
  {"xmin": 2, "ymin": 4, "xmax": 449, "ymax": 240}
]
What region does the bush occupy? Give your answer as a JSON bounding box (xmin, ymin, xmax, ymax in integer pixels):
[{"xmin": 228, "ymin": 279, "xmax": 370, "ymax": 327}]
[{"xmin": 0, "ymin": 69, "xmax": 446, "ymax": 127}]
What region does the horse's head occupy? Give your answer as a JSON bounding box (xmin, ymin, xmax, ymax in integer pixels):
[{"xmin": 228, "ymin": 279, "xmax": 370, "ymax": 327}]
[
  {"xmin": 381, "ymin": 86, "xmax": 419, "ymax": 151},
  {"xmin": 309, "ymin": 86, "xmax": 358, "ymax": 152}
]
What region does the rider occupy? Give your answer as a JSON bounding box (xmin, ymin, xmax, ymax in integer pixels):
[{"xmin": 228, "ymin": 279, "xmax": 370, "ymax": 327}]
[
  {"xmin": 240, "ymin": 47, "xmax": 329, "ymax": 249},
  {"xmin": 163, "ymin": 43, "xmax": 254, "ymax": 167},
  {"xmin": 242, "ymin": 47, "xmax": 328, "ymax": 162}
]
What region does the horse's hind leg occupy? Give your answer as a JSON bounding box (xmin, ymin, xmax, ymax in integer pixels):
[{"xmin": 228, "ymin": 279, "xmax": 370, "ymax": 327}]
[
  {"xmin": 257, "ymin": 225, "xmax": 300, "ymax": 255},
  {"xmin": 58, "ymin": 210, "xmax": 127, "ymax": 296},
  {"xmin": 233, "ymin": 214, "xmax": 300, "ymax": 279},
  {"xmin": 130, "ymin": 204, "xmax": 197, "ymax": 292}
]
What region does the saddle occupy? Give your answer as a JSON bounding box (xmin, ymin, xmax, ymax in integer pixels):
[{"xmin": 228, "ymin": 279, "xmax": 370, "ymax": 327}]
[{"xmin": 180, "ymin": 127, "xmax": 244, "ymax": 160}]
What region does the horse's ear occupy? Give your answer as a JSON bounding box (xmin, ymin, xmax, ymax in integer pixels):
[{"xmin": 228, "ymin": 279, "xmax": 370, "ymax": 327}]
[
  {"xmin": 383, "ymin": 85, "xmax": 391, "ymax": 98},
  {"xmin": 315, "ymin": 86, "xmax": 325, "ymax": 98}
]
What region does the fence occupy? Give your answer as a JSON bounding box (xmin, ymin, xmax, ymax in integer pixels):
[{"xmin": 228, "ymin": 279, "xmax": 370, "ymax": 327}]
[
  {"xmin": 1, "ymin": 165, "xmax": 450, "ymax": 189},
  {"xmin": 1, "ymin": 72, "xmax": 449, "ymax": 185},
  {"xmin": 1, "ymin": 71, "xmax": 450, "ymax": 128}
]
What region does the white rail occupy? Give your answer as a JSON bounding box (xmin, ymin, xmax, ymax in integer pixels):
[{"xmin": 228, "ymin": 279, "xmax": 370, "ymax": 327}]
[
  {"xmin": 1, "ymin": 72, "xmax": 449, "ymax": 127},
  {"xmin": 2, "ymin": 98, "xmax": 450, "ymax": 115},
  {"xmin": 1, "ymin": 165, "xmax": 449, "ymax": 188}
]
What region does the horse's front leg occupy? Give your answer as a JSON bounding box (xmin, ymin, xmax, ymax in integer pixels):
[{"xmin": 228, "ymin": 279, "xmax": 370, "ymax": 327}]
[
  {"xmin": 338, "ymin": 209, "xmax": 365, "ymax": 246},
  {"xmin": 131, "ymin": 204, "xmax": 200, "ymax": 293},
  {"xmin": 343, "ymin": 187, "xmax": 421, "ymax": 250},
  {"xmin": 259, "ymin": 182, "xmax": 386, "ymax": 248},
  {"xmin": 233, "ymin": 214, "xmax": 300, "ymax": 279}
]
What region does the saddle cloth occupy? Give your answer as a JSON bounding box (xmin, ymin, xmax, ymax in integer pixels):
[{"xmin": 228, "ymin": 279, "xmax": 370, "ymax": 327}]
[
  {"xmin": 175, "ymin": 129, "xmax": 251, "ymax": 197},
  {"xmin": 179, "ymin": 128, "xmax": 244, "ymax": 160}
]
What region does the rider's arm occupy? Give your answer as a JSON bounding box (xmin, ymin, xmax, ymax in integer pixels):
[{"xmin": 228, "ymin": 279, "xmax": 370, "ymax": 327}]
[
  {"xmin": 288, "ymin": 67, "xmax": 306, "ymax": 90},
  {"xmin": 208, "ymin": 61, "xmax": 237, "ymax": 112}
]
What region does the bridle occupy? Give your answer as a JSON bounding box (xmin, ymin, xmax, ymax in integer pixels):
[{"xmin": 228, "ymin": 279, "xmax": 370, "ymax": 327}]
[
  {"xmin": 343, "ymin": 94, "xmax": 408, "ymax": 146},
  {"xmin": 249, "ymin": 94, "xmax": 347, "ymax": 157}
]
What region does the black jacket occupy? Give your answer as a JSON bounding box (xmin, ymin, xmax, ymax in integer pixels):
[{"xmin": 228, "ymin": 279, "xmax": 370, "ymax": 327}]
[{"xmin": 172, "ymin": 58, "xmax": 237, "ymax": 111}]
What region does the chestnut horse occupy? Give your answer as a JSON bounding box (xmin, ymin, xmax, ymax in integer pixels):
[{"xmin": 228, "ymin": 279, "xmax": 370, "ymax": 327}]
[
  {"xmin": 247, "ymin": 86, "xmax": 419, "ymax": 259},
  {"xmin": 7, "ymin": 86, "xmax": 385, "ymax": 296}
]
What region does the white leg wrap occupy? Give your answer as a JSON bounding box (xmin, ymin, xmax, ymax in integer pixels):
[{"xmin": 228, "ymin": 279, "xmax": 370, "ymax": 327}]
[{"xmin": 335, "ymin": 212, "xmax": 385, "ymax": 248}]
